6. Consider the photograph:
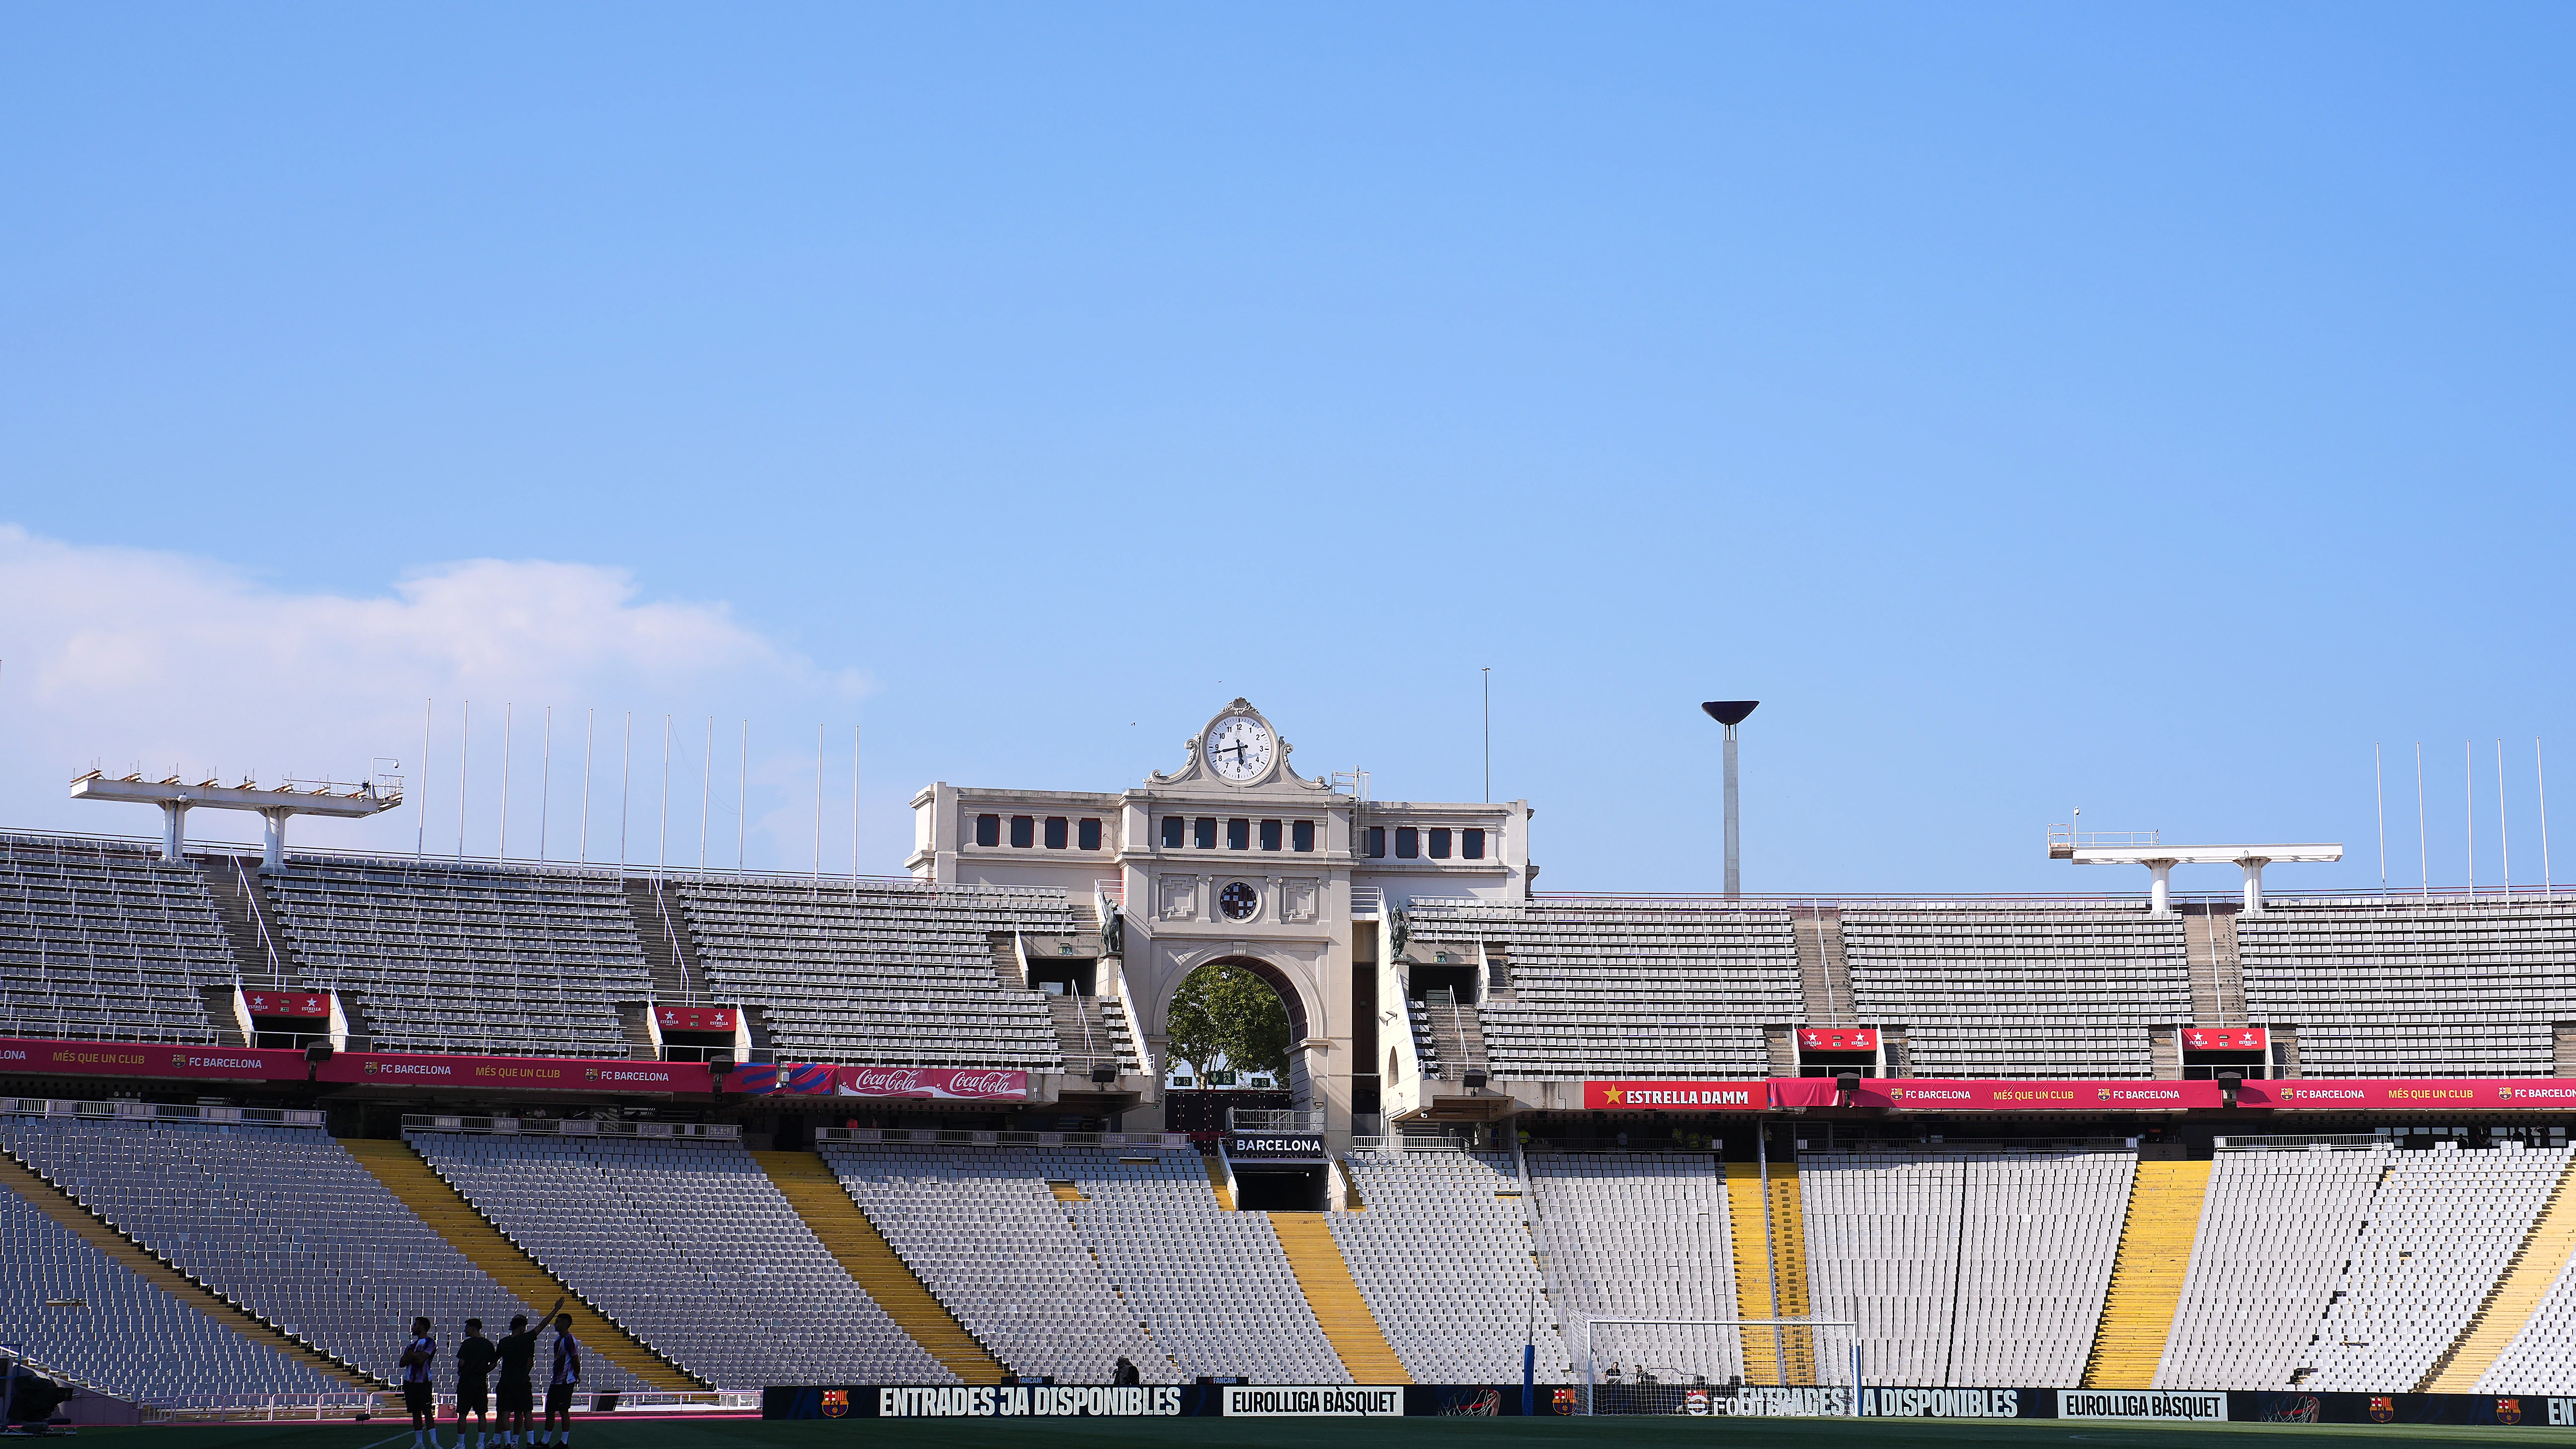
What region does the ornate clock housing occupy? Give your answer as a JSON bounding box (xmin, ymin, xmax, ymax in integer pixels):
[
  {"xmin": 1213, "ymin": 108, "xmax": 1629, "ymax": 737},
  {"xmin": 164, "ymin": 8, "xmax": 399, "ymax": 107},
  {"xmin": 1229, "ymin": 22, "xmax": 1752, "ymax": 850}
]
[{"xmin": 1206, "ymin": 715, "xmax": 1276, "ymax": 783}]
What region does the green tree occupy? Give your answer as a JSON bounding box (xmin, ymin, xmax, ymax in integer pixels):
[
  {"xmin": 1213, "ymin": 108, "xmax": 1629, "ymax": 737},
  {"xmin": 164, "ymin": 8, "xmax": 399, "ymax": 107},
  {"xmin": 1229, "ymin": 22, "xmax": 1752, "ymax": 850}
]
[{"xmin": 1165, "ymin": 963, "xmax": 1291, "ymax": 1083}]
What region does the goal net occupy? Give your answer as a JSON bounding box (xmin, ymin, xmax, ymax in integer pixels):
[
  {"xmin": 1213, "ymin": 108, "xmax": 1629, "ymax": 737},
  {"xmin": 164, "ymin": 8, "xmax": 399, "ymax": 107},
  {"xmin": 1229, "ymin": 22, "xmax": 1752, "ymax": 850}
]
[{"xmin": 1579, "ymin": 1318, "xmax": 1857, "ymax": 1417}]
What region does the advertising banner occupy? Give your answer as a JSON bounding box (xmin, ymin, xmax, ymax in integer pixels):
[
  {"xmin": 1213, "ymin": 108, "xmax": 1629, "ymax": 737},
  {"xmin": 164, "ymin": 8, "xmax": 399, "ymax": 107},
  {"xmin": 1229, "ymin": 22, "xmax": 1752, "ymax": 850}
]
[
  {"xmin": 724, "ymin": 1063, "xmax": 841, "ymax": 1095},
  {"xmin": 1862, "ymin": 1387, "xmax": 2039, "ymax": 1419},
  {"xmin": 654, "ymin": 1006, "xmax": 736, "ymax": 1034},
  {"xmin": 2238, "ymin": 1078, "xmax": 2576, "ymax": 1111},
  {"xmin": 315, "ymin": 1051, "xmax": 713, "ymax": 1094},
  {"xmin": 1770, "ymin": 1077, "xmax": 1844, "ymax": 1108},
  {"xmin": 1855, "ymin": 1079, "xmax": 2221, "ymax": 1112},
  {"xmin": 1582, "ymin": 1080, "xmax": 1770, "ymax": 1111},
  {"xmin": 2059, "ymin": 1390, "xmax": 2227, "ymax": 1422},
  {"xmin": 764, "ymin": 1386, "xmax": 1214, "ymax": 1419},
  {"xmin": 833, "ymin": 1066, "xmax": 1029, "ymax": 1101},
  {"xmin": 1221, "ymin": 1387, "xmax": 1404, "ymax": 1417},
  {"xmin": 1796, "ymin": 1027, "xmax": 1879, "ymax": 1052},
  {"xmin": 0, "ymin": 1038, "xmax": 306, "ymax": 1082},
  {"xmin": 241, "ymin": 991, "xmax": 331, "ymax": 1019},
  {"xmin": 1225, "ymin": 1133, "xmax": 1328, "ymax": 1161},
  {"xmin": 2181, "ymin": 1026, "xmax": 2267, "ymax": 1052}
]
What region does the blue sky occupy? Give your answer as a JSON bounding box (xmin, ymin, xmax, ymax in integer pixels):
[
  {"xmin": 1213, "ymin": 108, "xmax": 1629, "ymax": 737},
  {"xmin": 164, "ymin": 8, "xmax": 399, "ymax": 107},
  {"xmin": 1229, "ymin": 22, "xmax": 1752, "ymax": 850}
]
[{"xmin": 1, "ymin": 4, "xmax": 2569, "ymax": 894}]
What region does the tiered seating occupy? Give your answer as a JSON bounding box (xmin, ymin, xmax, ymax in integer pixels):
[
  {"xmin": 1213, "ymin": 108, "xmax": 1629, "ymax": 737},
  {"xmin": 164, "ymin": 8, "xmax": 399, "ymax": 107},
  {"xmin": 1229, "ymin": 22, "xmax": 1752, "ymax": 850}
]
[
  {"xmin": 1798, "ymin": 1145, "xmax": 2132, "ymax": 1387},
  {"xmin": 410, "ymin": 1131, "xmax": 946, "ymax": 1388},
  {"xmin": 264, "ymin": 857, "xmax": 647, "ymax": 1057},
  {"xmin": 0, "ymin": 1117, "xmax": 618, "ymax": 1387},
  {"xmin": 1065, "ymin": 1152, "xmax": 1346, "ymax": 1382},
  {"xmin": 2301, "ymin": 1144, "xmax": 2569, "ymax": 1391},
  {"xmin": 823, "ymin": 1143, "xmax": 1169, "ymax": 1382},
  {"xmin": 2239, "ymin": 900, "xmax": 2576, "ymax": 1077},
  {"xmin": 2156, "ymin": 1142, "xmax": 2390, "ymax": 1389},
  {"xmin": 0, "ymin": 833, "xmax": 232, "ymax": 1043},
  {"xmin": 1331, "ymin": 1148, "xmax": 1571, "ymax": 1384},
  {"xmin": 1, "ymin": 1178, "xmax": 344, "ymax": 1400},
  {"xmin": 2478, "ymin": 1208, "xmax": 2576, "ymax": 1392},
  {"xmin": 1841, "ymin": 906, "xmax": 2187, "ymax": 1077},
  {"xmin": 1523, "ymin": 1152, "xmax": 1739, "ymax": 1383},
  {"xmin": 676, "ymin": 881, "xmax": 1070, "ymax": 1068},
  {"xmin": 1404, "ymin": 902, "xmax": 1799, "ymax": 1079}
]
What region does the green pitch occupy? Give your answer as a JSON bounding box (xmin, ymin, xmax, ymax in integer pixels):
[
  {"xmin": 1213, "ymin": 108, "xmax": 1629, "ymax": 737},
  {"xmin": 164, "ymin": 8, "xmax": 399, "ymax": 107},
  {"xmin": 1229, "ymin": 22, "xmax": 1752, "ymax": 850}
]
[{"xmin": 54, "ymin": 1417, "xmax": 2576, "ymax": 1449}]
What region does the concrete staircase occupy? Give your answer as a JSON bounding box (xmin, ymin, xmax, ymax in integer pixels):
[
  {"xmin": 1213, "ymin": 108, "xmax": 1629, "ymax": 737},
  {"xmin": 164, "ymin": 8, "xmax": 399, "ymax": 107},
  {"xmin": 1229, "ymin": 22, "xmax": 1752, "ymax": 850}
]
[
  {"xmin": 1791, "ymin": 907, "xmax": 1855, "ymax": 1024},
  {"xmin": 1204, "ymin": 1156, "xmax": 1237, "ymax": 1210},
  {"xmin": 1724, "ymin": 1161, "xmax": 1815, "ymax": 1385},
  {"xmin": 622, "ymin": 879, "xmax": 700, "ymax": 1001},
  {"xmin": 1048, "ymin": 995, "xmax": 1133, "ymax": 1079},
  {"xmin": 2081, "ymin": 1159, "xmax": 2212, "ymax": 1388},
  {"xmin": 2420, "ymin": 1152, "xmax": 2576, "ymax": 1391},
  {"xmin": 340, "ymin": 1138, "xmax": 702, "ymax": 1389},
  {"xmin": 192, "ymin": 851, "xmax": 289, "ymax": 986},
  {"xmin": 2182, "ymin": 906, "xmax": 2246, "ymax": 1024},
  {"xmin": 752, "ymin": 1151, "xmax": 1004, "ymax": 1384},
  {"xmin": 0, "ymin": 1149, "xmax": 371, "ymax": 1388},
  {"xmin": 1267, "ymin": 1213, "xmax": 1410, "ymax": 1383}
]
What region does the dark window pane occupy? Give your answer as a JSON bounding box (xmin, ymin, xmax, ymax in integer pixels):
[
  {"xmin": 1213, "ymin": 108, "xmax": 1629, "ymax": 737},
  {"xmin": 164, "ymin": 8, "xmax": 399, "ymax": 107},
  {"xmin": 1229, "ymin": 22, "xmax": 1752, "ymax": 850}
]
[
  {"xmin": 975, "ymin": 814, "xmax": 1000, "ymax": 847},
  {"xmin": 1428, "ymin": 827, "xmax": 1451, "ymax": 859},
  {"xmin": 1259, "ymin": 819, "xmax": 1282, "ymax": 851},
  {"xmin": 1010, "ymin": 815, "xmax": 1035, "ymax": 848},
  {"xmin": 1161, "ymin": 816, "xmax": 1185, "ymax": 848},
  {"xmin": 1462, "ymin": 827, "xmax": 1485, "ymax": 860},
  {"xmin": 1395, "ymin": 826, "xmax": 1419, "ymax": 859},
  {"xmin": 1195, "ymin": 817, "xmax": 1217, "ymax": 849},
  {"xmin": 1366, "ymin": 826, "xmax": 1385, "ymax": 858},
  {"xmin": 1227, "ymin": 818, "xmax": 1250, "ymax": 850},
  {"xmin": 1044, "ymin": 817, "xmax": 1068, "ymax": 850},
  {"xmin": 1292, "ymin": 820, "xmax": 1315, "ymax": 852},
  {"xmin": 1078, "ymin": 818, "xmax": 1102, "ymax": 851}
]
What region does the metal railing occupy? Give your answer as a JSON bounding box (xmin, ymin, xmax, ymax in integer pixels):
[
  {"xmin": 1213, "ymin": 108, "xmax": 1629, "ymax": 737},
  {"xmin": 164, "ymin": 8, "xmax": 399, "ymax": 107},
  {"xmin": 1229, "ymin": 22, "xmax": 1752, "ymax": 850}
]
[
  {"xmin": 2, "ymin": 1098, "xmax": 323, "ymax": 1127},
  {"xmin": 2213, "ymin": 1132, "xmax": 2388, "ymax": 1152},
  {"xmin": 402, "ymin": 1115, "xmax": 738, "ymax": 1139},
  {"xmin": 817, "ymin": 1127, "xmax": 1190, "ymax": 1149},
  {"xmin": 1227, "ymin": 1107, "xmax": 1324, "ymax": 1132}
]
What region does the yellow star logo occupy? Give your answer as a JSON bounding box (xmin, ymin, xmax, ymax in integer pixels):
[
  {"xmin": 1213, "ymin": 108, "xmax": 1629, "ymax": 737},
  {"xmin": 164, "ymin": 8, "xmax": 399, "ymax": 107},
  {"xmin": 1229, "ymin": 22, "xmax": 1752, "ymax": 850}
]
[{"xmin": 1604, "ymin": 1087, "xmax": 1623, "ymax": 1103}]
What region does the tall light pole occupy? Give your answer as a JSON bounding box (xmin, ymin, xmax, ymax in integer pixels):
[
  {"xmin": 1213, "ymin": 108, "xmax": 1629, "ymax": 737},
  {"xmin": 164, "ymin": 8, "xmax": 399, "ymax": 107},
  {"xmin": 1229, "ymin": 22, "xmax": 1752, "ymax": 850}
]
[{"xmin": 1701, "ymin": 701, "xmax": 1760, "ymax": 899}]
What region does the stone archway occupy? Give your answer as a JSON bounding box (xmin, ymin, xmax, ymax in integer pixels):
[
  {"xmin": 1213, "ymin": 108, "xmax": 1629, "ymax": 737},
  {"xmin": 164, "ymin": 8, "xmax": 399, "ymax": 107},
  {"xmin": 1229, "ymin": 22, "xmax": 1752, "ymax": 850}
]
[{"xmin": 1161, "ymin": 953, "xmax": 1314, "ymax": 1106}]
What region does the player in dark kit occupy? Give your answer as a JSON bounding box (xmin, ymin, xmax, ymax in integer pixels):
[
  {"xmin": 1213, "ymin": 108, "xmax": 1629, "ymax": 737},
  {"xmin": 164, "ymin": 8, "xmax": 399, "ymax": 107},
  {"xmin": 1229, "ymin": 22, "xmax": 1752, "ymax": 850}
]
[
  {"xmin": 540, "ymin": 1312, "xmax": 582, "ymax": 1446},
  {"xmin": 454, "ymin": 1318, "xmax": 498, "ymax": 1449},
  {"xmin": 400, "ymin": 1317, "xmax": 439, "ymax": 1449},
  {"xmin": 494, "ymin": 1299, "xmax": 561, "ymax": 1448}
]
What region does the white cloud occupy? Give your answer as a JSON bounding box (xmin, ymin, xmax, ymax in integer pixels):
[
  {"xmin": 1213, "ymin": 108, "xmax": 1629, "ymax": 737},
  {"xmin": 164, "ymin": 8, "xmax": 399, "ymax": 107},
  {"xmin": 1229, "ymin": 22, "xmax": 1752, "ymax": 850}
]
[{"xmin": 0, "ymin": 525, "xmax": 851, "ymax": 861}]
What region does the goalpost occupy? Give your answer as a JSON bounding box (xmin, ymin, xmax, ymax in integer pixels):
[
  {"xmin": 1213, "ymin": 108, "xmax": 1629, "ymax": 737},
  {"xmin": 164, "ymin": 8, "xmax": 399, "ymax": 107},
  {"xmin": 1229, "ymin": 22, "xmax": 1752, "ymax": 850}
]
[{"xmin": 1579, "ymin": 1318, "xmax": 1860, "ymax": 1417}]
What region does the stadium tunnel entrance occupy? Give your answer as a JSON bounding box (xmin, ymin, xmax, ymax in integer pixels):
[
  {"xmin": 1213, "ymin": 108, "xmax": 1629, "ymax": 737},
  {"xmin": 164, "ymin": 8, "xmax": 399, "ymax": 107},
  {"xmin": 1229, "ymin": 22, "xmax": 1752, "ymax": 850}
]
[{"xmin": 1230, "ymin": 1164, "xmax": 1329, "ymax": 1211}]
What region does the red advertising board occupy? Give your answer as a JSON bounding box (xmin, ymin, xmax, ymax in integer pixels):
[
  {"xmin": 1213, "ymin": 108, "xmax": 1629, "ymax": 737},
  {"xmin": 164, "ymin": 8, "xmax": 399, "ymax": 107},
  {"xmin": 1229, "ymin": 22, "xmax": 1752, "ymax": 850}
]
[
  {"xmin": 1771, "ymin": 1077, "xmax": 1845, "ymax": 1108},
  {"xmin": 242, "ymin": 991, "xmax": 332, "ymax": 1020},
  {"xmin": 1582, "ymin": 1080, "xmax": 1771, "ymax": 1111},
  {"xmin": 1796, "ymin": 1027, "xmax": 1879, "ymax": 1052},
  {"xmin": 1852, "ymin": 1079, "xmax": 2223, "ymax": 1112},
  {"xmin": 315, "ymin": 1051, "xmax": 713, "ymax": 1094},
  {"xmin": 654, "ymin": 1005, "xmax": 737, "ymax": 1034},
  {"xmin": 834, "ymin": 1066, "xmax": 1029, "ymax": 1101},
  {"xmin": 0, "ymin": 1037, "xmax": 305, "ymax": 1082},
  {"xmin": 2237, "ymin": 1078, "xmax": 2576, "ymax": 1111},
  {"xmin": 2181, "ymin": 1026, "xmax": 2268, "ymax": 1052}
]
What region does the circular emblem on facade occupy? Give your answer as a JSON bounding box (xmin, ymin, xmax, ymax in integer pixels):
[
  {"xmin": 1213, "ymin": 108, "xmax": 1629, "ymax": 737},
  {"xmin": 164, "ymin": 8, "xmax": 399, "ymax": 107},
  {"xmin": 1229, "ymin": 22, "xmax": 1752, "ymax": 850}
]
[{"xmin": 1218, "ymin": 881, "xmax": 1261, "ymax": 920}]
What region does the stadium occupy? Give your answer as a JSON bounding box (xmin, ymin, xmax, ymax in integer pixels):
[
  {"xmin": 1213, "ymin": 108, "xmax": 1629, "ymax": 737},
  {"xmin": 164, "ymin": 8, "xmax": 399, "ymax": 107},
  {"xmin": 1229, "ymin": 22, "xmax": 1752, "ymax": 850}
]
[{"xmin": 6, "ymin": 697, "xmax": 2576, "ymax": 1442}]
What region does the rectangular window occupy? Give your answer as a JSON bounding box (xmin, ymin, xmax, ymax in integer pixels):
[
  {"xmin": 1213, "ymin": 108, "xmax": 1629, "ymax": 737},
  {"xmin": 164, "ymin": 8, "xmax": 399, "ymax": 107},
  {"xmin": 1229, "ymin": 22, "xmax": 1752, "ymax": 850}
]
[
  {"xmin": 1395, "ymin": 826, "xmax": 1419, "ymax": 859},
  {"xmin": 1259, "ymin": 819, "xmax": 1283, "ymax": 851},
  {"xmin": 1227, "ymin": 818, "xmax": 1250, "ymax": 850},
  {"xmin": 1428, "ymin": 827, "xmax": 1451, "ymax": 859},
  {"xmin": 975, "ymin": 813, "xmax": 1000, "ymax": 847},
  {"xmin": 1078, "ymin": 818, "xmax": 1102, "ymax": 851},
  {"xmin": 1161, "ymin": 816, "xmax": 1185, "ymax": 849},
  {"xmin": 1292, "ymin": 820, "xmax": 1315, "ymax": 852},
  {"xmin": 1195, "ymin": 817, "xmax": 1217, "ymax": 849},
  {"xmin": 1366, "ymin": 826, "xmax": 1386, "ymax": 858},
  {"xmin": 1044, "ymin": 817, "xmax": 1068, "ymax": 850},
  {"xmin": 1462, "ymin": 827, "xmax": 1485, "ymax": 860},
  {"xmin": 1009, "ymin": 815, "xmax": 1035, "ymax": 848}
]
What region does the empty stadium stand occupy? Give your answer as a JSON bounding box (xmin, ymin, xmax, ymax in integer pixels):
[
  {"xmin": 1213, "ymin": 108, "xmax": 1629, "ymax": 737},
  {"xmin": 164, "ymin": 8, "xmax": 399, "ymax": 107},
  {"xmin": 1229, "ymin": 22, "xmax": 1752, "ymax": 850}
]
[
  {"xmin": 673, "ymin": 880, "xmax": 1073, "ymax": 1069},
  {"xmin": 1841, "ymin": 907, "xmax": 2190, "ymax": 1078},
  {"xmin": 1330, "ymin": 1147, "xmax": 1571, "ymax": 1384},
  {"xmin": 2155, "ymin": 1141, "xmax": 2389, "ymax": 1389},
  {"xmin": 1524, "ymin": 1150, "xmax": 1742, "ymax": 1383},
  {"xmin": 2081, "ymin": 1158, "xmax": 2210, "ymax": 1388},
  {"xmin": 263, "ymin": 857, "xmax": 650, "ymax": 1058},
  {"xmin": 1797, "ymin": 1144, "xmax": 2131, "ymax": 1388},
  {"xmin": 408, "ymin": 1128, "xmax": 948, "ymax": 1388},
  {"xmin": 0, "ymin": 835, "xmax": 233, "ymax": 1045},
  {"xmin": 1724, "ymin": 1158, "xmax": 1815, "ymax": 1385},
  {"xmin": 1403, "ymin": 902, "xmax": 1800, "ymax": 1079},
  {"xmin": 2238, "ymin": 898, "xmax": 2576, "ymax": 1078}
]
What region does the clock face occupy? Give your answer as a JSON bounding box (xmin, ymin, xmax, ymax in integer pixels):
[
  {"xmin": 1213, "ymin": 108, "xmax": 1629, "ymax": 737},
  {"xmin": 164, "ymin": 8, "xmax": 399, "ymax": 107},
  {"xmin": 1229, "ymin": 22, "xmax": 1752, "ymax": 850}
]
[
  {"xmin": 1206, "ymin": 717, "xmax": 1275, "ymax": 782},
  {"xmin": 1219, "ymin": 881, "xmax": 1261, "ymax": 921}
]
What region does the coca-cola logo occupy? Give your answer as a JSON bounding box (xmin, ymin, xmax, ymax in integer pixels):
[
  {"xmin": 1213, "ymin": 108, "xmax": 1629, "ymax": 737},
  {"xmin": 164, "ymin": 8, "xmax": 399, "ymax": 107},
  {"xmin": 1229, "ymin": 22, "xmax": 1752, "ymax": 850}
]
[
  {"xmin": 837, "ymin": 1066, "xmax": 1025, "ymax": 1099},
  {"xmin": 948, "ymin": 1071, "xmax": 1019, "ymax": 1096}
]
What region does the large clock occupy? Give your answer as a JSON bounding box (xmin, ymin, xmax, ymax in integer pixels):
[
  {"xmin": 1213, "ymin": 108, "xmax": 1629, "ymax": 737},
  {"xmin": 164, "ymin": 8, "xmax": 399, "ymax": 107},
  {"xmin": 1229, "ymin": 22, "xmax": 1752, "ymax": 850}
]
[{"xmin": 1206, "ymin": 716, "xmax": 1275, "ymax": 782}]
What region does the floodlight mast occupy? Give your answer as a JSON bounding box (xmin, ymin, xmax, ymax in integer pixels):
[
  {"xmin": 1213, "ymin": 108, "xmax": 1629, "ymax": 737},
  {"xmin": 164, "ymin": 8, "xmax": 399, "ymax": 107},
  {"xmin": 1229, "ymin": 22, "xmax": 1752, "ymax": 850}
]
[{"xmin": 1700, "ymin": 701, "xmax": 1759, "ymax": 899}]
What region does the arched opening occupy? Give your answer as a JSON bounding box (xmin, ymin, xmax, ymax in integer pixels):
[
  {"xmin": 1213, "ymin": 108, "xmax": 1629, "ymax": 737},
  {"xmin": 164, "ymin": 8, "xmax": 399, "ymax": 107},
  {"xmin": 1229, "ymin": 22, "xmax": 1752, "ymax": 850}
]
[{"xmin": 1161, "ymin": 956, "xmax": 1307, "ymax": 1136}]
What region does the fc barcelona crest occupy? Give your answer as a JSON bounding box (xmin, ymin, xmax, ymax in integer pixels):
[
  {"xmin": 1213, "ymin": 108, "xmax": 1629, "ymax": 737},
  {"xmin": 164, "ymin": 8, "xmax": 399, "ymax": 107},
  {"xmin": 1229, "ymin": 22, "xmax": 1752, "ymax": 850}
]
[
  {"xmin": 821, "ymin": 1390, "xmax": 849, "ymax": 1418},
  {"xmin": 2368, "ymin": 1396, "xmax": 2395, "ymax": 1423}
]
